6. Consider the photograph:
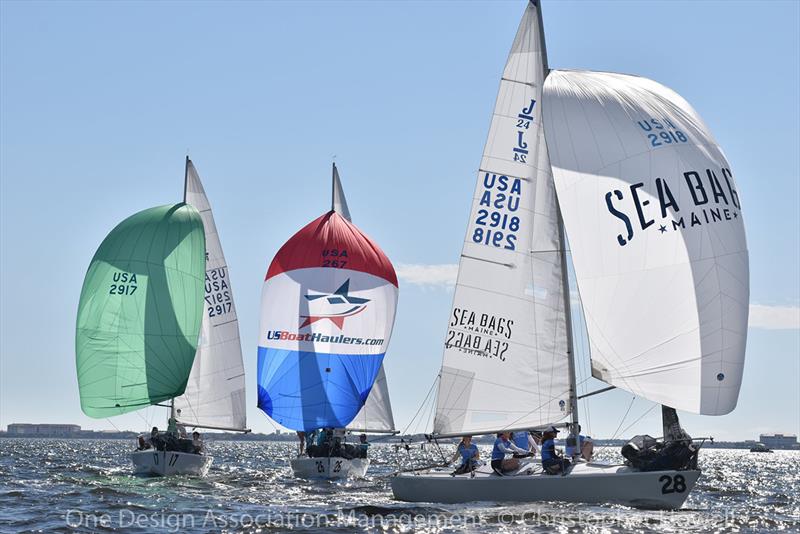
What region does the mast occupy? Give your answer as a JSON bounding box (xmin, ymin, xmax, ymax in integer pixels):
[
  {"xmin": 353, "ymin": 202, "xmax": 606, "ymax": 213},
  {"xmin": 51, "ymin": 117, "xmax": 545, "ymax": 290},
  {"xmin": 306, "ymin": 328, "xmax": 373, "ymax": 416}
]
[
  {"xmin": 183, "ymin": 155, "xmax": 190, "ymax": 203},
  {"xmin": 331, "ymin": 162, "xmax": 352, "ymax": 221},
  {"xmin": 557, "ymin": 206, "xmax": 580, "ymax": 437},
  {"xmin": 534, "ymin": 0, "xmax": 580, "ymax": 438},
  {"xmin": 331, "ymin": 162, "xmax": 336, "ymax": 212},
  {"xmin": 176, "ymin": 156, "xmax": 185, "ymax": 431}
]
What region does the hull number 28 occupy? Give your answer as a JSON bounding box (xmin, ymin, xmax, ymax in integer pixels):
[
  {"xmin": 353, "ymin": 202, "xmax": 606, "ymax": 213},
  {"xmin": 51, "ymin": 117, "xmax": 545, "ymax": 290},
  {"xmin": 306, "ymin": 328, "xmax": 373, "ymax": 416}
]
[{"xmin": 659, "ymin": 474, "xmax": 686, "ymax": 494}]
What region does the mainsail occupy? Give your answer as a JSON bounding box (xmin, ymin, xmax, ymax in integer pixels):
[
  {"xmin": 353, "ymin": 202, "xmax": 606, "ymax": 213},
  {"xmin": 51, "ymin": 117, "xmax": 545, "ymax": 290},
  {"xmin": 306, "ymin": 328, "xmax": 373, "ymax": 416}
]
[
  {"xmin": 331, "ymin": 164, "xmax": 396, "ymax": 434},
  {"xmin": 347, "ymin": 365, "xmax": 396, "ymax": 433},
  {"xmin": 433, "ymin": 0, "xmax": 571, "ymax": 437},
  {"xmin": 76, "ymin": 204, "xmax": 206, "ymax": 418},
  {"xmin": 542, "ymin": 70, "xmax": 749, "ymax": 415},
  {"xmin": 174, "ymin": 158, "xmax": 248, "ymax": 431},
  {"xmin": 257, "ymin": 166, "xmax": 399, "ymax": 431}
]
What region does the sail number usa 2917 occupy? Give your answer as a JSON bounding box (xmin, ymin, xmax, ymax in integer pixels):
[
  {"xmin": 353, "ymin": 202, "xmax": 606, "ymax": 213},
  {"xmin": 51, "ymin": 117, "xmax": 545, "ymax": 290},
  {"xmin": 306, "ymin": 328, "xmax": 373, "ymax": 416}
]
[{"xmin": 206, "ymin": 267, "xmax": 232, "ymax": 318}]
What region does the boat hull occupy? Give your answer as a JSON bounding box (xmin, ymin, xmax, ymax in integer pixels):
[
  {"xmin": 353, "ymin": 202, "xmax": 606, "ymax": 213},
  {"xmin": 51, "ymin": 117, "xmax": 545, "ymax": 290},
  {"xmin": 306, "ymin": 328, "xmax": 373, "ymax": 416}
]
[
  {"xmin": 291, "ymin": 457, "xmax": 369, "ymax": 480},
  {"xmin": 391, "ymin": 462, "xmax": 699, "ymax": 510},
  {"xmin": 131, "ymin": 450, "xmax": 212, "ymax": 477}
]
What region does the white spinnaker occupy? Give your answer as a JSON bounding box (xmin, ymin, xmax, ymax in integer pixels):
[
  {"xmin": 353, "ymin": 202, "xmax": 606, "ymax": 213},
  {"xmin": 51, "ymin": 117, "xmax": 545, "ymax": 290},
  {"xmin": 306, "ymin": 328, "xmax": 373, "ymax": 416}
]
[
  {"xmin": 347, "ymin": 365, "xmax": 396, "ymax": 433},
  {"xmin": 542, "ymin": 70, "xmax": 749, "ymax": 415},
  {"xmin": 433, "ymin": 2, "xmax": 571, "ymax": 437},
  {"xmin": 175, "ymin": 160, "xmax": 247, "ymax": 430}
]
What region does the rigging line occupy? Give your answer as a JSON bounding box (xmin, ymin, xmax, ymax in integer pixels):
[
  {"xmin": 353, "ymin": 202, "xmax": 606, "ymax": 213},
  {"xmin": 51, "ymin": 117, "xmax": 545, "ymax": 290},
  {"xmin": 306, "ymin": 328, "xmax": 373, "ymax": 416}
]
[
  {"xmin": 134, "ymin": 408, "xmax": 152, "ymax": 431},
  {"xmin": 422, "ymin": 383, "xmax": 437, "ymax": 436},
  {"xmin": 178, "ymin": 390, "xmax": 200, "ymax": 427},
  {"xmin": 413, "ymin": 381, "xmax": 437, "ymax": 437},
  {"xmin": 400, "ymin": 374, "xmax": 440, "ymax": 436},
  {"xmin": 619, "ymin": 403, "xmax": 659, "ymax": 438},
  {"xmin": 497, "ymin": 390, "xmax": 573, "ymax": 433},
  {"xmin": 262, "ymin": 413, "xmax": 281, "ymax": 434},
  {"xmin": 105, "ymin": 418, "xmax": 122, "ymax": 432},
  {"xmin": 610, "ymin": 396, "xmax": 636, "ymax": 441}
]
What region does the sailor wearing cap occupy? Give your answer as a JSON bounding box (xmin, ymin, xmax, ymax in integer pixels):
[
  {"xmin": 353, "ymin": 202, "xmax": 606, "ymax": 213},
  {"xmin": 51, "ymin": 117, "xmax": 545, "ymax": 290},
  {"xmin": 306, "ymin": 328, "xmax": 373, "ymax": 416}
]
[{"xmin": 541, "ymin": 425, "xmax": 571, "ymax": 475}]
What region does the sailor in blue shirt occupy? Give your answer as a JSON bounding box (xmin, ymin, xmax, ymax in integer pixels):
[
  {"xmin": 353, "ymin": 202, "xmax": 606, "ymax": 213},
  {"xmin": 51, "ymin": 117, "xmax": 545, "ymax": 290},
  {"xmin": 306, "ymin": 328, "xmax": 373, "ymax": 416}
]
[
  {"xmin": 541, "ymin": 425, "xmax": 571, "ymax": 474},
  {"xmin": 511, "ymin": 430, "xmax": 541, "ymax": 457},
  {"xmin": 491, "ymin": 432, "xmax": 529, "ymax": 475},
  {"xmin": 450, "ymin": 435, "xmax": 480, "ymax": 474},
  {"xmin": 564, "ymin": 424, "xmax": 594, "ymax": 461}
]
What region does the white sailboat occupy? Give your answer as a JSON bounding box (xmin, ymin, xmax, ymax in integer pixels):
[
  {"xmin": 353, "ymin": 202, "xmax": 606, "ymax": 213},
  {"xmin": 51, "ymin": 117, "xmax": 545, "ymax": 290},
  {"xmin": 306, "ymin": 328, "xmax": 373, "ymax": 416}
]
[
  {"xmin": 129, "ymin": 158, "xmax": 249, "ymax": 476},
  {"xmin": 257, "ymin": 164, "xmax": 400, "ymax": 480},
  {"xmin": 290, "ymin": 364, "xmax": 398, "ymax": 479},
  {"xmin": 391, "ymin": 0, "xmax": 747, "ymax": 509}
]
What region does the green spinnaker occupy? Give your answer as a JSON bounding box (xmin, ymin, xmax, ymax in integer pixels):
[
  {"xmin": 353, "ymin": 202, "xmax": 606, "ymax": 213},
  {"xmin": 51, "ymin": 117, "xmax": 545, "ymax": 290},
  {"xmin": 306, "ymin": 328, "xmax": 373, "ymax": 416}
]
[{"xmin": 76, "ymin": 203, "xmax": 206, "ymax": 418}]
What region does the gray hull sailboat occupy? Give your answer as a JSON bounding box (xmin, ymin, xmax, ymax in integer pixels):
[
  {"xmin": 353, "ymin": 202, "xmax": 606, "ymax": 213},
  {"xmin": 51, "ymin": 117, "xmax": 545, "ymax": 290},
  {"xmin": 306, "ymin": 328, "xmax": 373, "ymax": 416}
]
[{"xmin": 391, "ymin": 0, "xmax": 748, "ymax": 509}]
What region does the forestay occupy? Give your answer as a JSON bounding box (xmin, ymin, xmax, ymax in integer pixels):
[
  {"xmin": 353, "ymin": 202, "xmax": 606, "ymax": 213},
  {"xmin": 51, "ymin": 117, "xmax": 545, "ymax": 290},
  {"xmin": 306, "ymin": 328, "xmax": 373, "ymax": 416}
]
[
  {"xmin": 542, "ymin": 70, "xmax": 749, "ymax": 415},
  {"xmin": 174, "ymin": 159, "xmax": 247, "ymax": 430},
  {"xmin": 76, "ymin": 204, "xmax": 206, "ymax": 417},
  {"xmin": 433, "ymin": 1, "xmax": 571, "ymax": 437}
]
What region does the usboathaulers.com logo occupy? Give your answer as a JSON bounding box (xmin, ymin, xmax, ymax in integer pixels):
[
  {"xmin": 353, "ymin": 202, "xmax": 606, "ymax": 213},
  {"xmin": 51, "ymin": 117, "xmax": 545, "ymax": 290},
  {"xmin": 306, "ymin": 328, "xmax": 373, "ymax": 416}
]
[
  {"xmin": 299, "ymin": 280, "xmax": 369, "ymax": 329},
  {"xmin": 264, "ymin": 279, "xmax": 385, "ymax": 346},
  {"xmin": 604, "ymin": 166, "xmax": 741, "ymax": 247}
]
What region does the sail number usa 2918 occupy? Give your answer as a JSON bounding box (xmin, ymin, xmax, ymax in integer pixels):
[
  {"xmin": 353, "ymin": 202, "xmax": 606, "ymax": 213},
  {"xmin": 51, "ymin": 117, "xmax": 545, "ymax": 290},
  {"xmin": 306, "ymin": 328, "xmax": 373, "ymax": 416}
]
[{"xmin": 470, "ymin": 173, "xmax": 522, "ymax": 251}]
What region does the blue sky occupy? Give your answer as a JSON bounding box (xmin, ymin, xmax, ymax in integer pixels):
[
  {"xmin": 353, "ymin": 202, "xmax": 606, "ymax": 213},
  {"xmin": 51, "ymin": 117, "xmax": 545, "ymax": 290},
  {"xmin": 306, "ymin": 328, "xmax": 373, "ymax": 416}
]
[{"xmin": 1, "ymin": 1, "xmax": 798, "ymax": 441}]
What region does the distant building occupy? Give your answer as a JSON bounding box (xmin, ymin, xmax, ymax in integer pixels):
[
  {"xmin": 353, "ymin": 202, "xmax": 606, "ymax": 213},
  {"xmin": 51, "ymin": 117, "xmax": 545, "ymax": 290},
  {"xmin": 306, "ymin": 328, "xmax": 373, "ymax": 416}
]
[
  {"xmin": 7, "ymin": 424, "xmax": 81, "ymax": 437},
  {"xmin": 759, "ymin": 433, "xmax": 798, "ymax": 449}
]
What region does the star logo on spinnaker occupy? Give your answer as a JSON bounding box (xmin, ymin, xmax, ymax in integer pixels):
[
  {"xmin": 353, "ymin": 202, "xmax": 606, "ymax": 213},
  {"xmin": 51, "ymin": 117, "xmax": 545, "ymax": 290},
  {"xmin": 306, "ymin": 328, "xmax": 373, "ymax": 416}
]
[{"xmin": 300, "ymin": 280, "xmax": 369, "ymax": 329}]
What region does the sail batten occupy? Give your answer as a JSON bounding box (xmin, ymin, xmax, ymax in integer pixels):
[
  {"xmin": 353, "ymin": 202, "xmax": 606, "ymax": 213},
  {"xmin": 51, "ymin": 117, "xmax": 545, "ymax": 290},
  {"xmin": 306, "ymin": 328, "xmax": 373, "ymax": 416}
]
[
  {"xmin": 542, "ymin": 70, "xmax": 749, "ymax": 415},
  {"xmin": 433, "ymin": 1, "xmax": 571, "ymax": 436},
  {"xmin": 174, "ymin": 160, "xmax": 248, "ymax": 431}
]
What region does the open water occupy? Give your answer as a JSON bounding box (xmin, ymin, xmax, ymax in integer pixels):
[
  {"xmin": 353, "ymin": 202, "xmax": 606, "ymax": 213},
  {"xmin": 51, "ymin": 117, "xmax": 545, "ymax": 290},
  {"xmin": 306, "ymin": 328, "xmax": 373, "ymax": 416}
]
[{"xmin": 0, "ymin": 438, "xmax": 797, "ymax": 533}]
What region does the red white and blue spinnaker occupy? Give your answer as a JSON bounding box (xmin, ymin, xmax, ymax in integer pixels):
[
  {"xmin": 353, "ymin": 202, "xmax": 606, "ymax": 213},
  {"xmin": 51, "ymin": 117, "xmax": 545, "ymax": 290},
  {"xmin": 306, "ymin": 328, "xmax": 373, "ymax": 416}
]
[{"xmin": 256, "ymin": 165, "xmax": 398, "ymax": 431}]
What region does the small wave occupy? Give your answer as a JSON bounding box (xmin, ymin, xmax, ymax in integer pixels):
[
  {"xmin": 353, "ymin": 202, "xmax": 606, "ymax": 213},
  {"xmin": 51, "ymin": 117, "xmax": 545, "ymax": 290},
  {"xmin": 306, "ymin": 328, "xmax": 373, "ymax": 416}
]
[
  {"xmin": 343, "ymin": 504, "xmax": 452, "ymax": 516},
  {"xmin": 87, "ymin": 486, "xmax": 135, "ymax": 497}
]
